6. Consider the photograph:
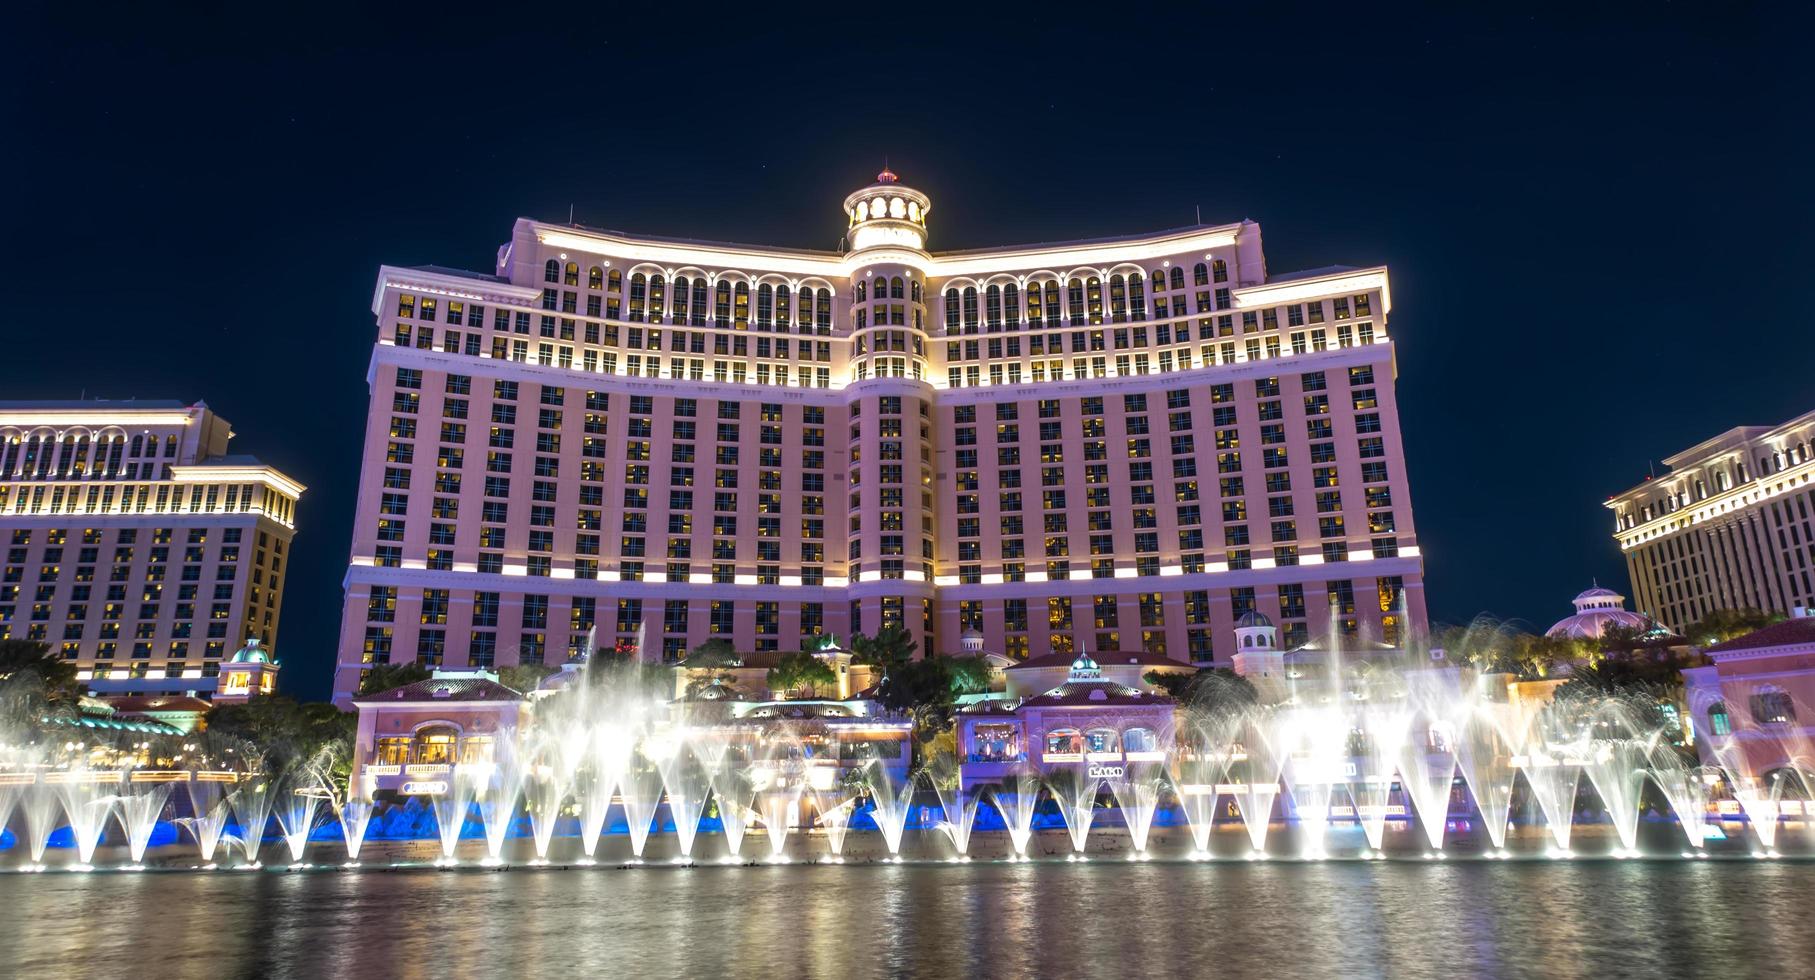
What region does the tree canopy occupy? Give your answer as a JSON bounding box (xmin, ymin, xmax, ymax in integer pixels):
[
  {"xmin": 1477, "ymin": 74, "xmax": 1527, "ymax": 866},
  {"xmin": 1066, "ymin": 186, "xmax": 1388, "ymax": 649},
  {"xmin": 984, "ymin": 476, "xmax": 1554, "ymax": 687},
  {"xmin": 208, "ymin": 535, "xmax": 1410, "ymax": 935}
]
[
  {"xmin": 203, "ymin": 696, "xmax": 356, "ymax": 776},
  {"xmin": 767, "ymin": 650, "xmax": 837, "ymax": 699},
  {"xmin": 0, "ymin": 639, "xmax": 82, "ymax": 724},
  {"xmin": 356, "ymin": 661, "xmax": 432, "ymax": 696},
  {"xmin": 849, "ymin": 626, "xmax": 918, "ymax": 670},
  {"xmin": 1145, "ymin": 667, "xmax": 1259, "ymax": 716},
  {"xmin": 1681, "ymin": 607, "xmax": 1782, "ymax": 647},
  {"xmin": 683, "ymin": 638, "xmax": 740, "ymax": 669}
]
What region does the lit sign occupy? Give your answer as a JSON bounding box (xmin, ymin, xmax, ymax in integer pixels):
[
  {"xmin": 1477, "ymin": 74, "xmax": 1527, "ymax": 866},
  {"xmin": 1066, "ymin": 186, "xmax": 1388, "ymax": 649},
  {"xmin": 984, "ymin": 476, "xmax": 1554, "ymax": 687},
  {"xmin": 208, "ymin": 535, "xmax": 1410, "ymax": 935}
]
[
  {"xmin": 1087, "ymin": 764, "xmax": 1125, "ymax": 779},
  {"xmin": 401, "ymin": 781, "xmax": 448, "ymax": 796}
]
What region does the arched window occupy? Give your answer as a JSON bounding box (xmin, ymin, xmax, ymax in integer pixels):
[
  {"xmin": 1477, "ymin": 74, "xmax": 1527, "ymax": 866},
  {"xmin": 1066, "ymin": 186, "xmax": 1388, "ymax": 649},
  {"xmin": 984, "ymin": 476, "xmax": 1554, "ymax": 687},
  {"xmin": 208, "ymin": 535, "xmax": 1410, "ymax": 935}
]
[
  {"xmin": 1169, "ymin": 267, "xmax": 1185, "ymax": 291},
  {"xmin": 1045, "ymin": 728, "xmax": 1083, "ymax": 754},
  {"xmin": 1044, "ymin": 281, "xmax": 1061, "ymax": 325},
  {"xmin": 414, "ymin": 725, "xmax": 459, "ymax": 765},
  {"xmin": 691, "ymin": 279, "xmax": 708, "ymax": 325},
  {"xmin": 714, "ymin": 281, "xmax": 732, "ymax": 327},
  {"xmin": 1751, "ymin": 688, "xmax": 1796, "ymax": 725},
  {"xmin": 855, "ymin": 281, "xmax": 867, "ymax": 303},
  {"xmin": 734, "ymin": 281, "xmax": 750, "ymax": 328},
  {"xmin": 798, "ymin": 287, "xmax": 815, "ymax": 332},
  {"xmin": 1212, "ymin": 259, "xmax": 1228, "ymax": 283},
  {"xmin": 1085, "ymin": 277, "xmax": 1103, "ymax": 324},
  {"xmin": 911, "ymin": 280, "xmax": 923, "ymax": 303},
  {"xmin": 1128, "ymin": 273, "xmax": 1145, "ymax": 321},
  {"xmin": 985, "ymin": 285, "xmax": 1002, "ymax": 329},
  {"xmin": 1066, "ymin": 280, "xmax": 1085, "ymax": 322},
  {"xmin": 544, "ymin": 259, "xmax": 560, "ymax": 283},
  {"xmin": 874, "ymin": 276, "xmax": 887, "ymax": 299},
  {"xmin": 628, "ymin": 273, "xmax": 647, "ymax": 321},
  {"xmin": 608, "ymin": 269, "xmax": 623, "ymax": 292},
  {"xmin": 756, "ymin": 283, "xmax": 773, "ymax": 329},
  {"xmin": 1084, "ymin": 727, "xmax": 1119, "ymax": 753},
  {"xmin": 588, "ymin": 266, "xmax": 604, "ymax": 290},
  {"xmin": 647, "ymin": 274, "xmax": 666, "ymax": 323},
  {"xmin": 1193, "ymin": 262, "xmax": 1209, "ymax": 286},
  {"xmin": 1150, "ymin": 268, "xmax": 1166, "ymax": 286},
  {"xmin": 944, "ymin": 289, "xmax": 961, "ymax": 333},
  {"xmin": 564, "ymin": 262, "xmax": 579, "ymax": 286},
  {"xmin": 1243, "ymin": 634, "xmax": 1254, "ymax": 648},
  {"xmin": 815, "ymin": 290, "xmax": 831, "ymax": 333},
  {"xmin": 962, "ymin": 287, "xmax": 979, "ymax": 332},
  {"xmin": 1122, "ymin": 727, "xmax": 1158, "ymax": 753},
  {"xmin": 671, "ymin": 277, "xmax": 689, "ymax": 322},
  {"xmin": 890, "ymin": 276, "xmax": 904, "ymax": 299},
  {"xmin": 1026, "ymin": 281, "xmax": 1044, "ymax": 326},
  {"xmin": 1109, "ymin": 275, "xmax": 1127, "ymax": 321},
  {"xmin": 1003, "ymin": 283, "xmax": 1020, "ymax": 329}
]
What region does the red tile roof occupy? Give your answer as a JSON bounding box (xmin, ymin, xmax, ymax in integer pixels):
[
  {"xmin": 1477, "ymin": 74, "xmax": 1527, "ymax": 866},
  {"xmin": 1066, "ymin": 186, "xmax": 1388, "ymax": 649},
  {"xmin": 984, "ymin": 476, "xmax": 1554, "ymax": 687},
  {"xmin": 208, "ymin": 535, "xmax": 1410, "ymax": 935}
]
[
  {"xmin": 1007, "ymin": 650, "xmax": 1183, "ymax": 670},
  {"xmin": 1705, "ymin": 617, "xmax": 1815, "ymax": 654},
  {"xmin": 352, "ymin": 677, "xmax": 527, "ymax": 704}
]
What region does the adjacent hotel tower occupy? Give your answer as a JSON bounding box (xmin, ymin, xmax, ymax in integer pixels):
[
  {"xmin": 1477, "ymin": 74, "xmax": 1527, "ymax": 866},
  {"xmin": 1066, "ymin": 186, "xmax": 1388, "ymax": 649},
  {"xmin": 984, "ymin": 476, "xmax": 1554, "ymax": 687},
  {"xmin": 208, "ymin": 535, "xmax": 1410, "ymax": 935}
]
[
  {"xmin": 0, "ymin": 401, "xmax": 303, "ymax": 698},
  {"xmin": 331, "ymin": 171, "xmax": 1427, "ymax": 702},
  {"xmin": 1608, "ymin": 409, "xmax": 1815, "ymax": 633}
]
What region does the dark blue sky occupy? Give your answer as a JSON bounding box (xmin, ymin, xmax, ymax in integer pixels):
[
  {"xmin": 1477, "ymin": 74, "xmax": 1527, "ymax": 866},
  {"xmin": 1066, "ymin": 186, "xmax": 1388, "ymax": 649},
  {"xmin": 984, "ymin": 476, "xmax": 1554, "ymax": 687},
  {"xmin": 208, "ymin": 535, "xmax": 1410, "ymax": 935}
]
[{"xmin": 8, "ymin": 4, "xmax": 1810, "ymax": 701}]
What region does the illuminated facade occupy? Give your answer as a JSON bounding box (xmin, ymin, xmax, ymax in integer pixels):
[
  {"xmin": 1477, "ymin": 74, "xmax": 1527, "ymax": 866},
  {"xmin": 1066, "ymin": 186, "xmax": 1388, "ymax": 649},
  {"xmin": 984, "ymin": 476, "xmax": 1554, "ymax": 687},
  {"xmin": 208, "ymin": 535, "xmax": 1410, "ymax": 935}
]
[
  {"xmin": 1608, "ymin": 410, "xmax": 1815, "ymax": 633},
  {"xmin": 331, "ymin": 170, "xmax": 1427, "ymax": 704},
  {"xmin": 0, "ymin": 401, "xmax": 304, "ymax": 698}
]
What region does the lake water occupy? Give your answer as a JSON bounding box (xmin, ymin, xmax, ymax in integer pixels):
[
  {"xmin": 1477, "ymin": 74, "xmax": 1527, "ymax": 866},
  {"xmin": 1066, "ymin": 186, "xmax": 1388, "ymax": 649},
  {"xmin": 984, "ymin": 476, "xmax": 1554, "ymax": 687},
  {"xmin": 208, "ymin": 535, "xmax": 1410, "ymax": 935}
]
[{"xmin": 0, "ymin": 859, "xmax": 1808, "ymax": 979}]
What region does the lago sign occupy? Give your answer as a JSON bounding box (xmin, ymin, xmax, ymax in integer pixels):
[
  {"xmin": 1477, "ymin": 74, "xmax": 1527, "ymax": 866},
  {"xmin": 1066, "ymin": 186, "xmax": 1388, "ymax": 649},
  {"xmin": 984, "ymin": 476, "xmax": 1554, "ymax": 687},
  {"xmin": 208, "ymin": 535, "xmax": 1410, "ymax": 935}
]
[{"xmin": 1087, "ymin": 764, "xmax": 1125, "ymax": 779}]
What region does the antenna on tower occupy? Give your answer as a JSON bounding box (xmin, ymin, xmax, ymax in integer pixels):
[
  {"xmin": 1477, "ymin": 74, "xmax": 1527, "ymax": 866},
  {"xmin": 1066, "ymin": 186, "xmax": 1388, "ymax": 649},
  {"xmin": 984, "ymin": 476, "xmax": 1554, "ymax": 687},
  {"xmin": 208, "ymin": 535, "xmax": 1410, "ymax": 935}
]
[
  {"xmin": 1196, "ymin": 204, "xmax": 1202, "ymax": 224},
  {"xmin": 568, "ymin": 203, "xmax": 575, "ymax": 225}
]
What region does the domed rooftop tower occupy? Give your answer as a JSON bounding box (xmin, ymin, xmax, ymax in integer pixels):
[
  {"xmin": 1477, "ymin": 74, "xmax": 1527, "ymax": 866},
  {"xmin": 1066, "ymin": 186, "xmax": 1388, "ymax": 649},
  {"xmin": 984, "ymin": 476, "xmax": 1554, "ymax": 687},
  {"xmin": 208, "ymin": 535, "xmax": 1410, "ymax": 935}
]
[
  {"xmin": 1231, "ymin": 610, "xmax": 1285, "ymax": 680},
  {"xmin": 1546, "ymin": 584, "xmax": 1650, "ymax": 639},
  {"xmin": 843, "ymin": 167, "xmax": 932, "ymax": 257}
]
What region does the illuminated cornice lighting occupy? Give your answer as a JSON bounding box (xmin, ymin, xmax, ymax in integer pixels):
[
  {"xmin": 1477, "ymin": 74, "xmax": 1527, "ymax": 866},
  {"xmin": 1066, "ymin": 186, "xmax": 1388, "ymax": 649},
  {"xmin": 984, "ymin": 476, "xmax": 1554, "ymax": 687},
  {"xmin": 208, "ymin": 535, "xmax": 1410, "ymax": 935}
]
[
  {"xmin": 1233, "ymin": 268, "xmax": 1391, "ymax": 315},
  {"xmin": 0, "ymin": 410, "xmax": 195, "ymax": 429},
  {"xmin": 169, "ymin": 465, "xmax": 307, "ymax": 498}
]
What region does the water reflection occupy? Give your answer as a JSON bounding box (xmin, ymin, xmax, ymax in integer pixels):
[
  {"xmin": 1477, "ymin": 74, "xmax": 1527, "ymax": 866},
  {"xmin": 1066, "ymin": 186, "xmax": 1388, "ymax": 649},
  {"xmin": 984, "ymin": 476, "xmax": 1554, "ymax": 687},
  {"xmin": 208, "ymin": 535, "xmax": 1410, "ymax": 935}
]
[{"xmin": 0, "ymin": 863, "xmax": 1809, "ymax": 979}]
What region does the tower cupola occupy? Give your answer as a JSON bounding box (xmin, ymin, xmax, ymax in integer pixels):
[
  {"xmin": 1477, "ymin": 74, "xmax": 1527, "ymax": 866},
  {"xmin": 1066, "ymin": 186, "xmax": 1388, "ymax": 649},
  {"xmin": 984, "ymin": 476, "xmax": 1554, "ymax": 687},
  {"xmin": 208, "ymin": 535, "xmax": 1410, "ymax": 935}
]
[{"xmin": 843, "ymin": 168, "xmax": 931, "ymax": 254}]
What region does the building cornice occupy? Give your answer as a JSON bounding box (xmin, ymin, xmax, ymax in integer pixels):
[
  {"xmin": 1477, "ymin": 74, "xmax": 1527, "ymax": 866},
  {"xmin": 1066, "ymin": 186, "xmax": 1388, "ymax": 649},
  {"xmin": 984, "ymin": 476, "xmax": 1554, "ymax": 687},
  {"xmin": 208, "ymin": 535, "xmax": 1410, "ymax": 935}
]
[
  {"xmin": 525, "ymin": 220, "xmax": 1259, "ymax": 281},
  {"xmin": 0, "ymin": 408, "xmax": 197, "ymax": 430},
  {"xmin": 169, "ymin": 464, "xmax": 307, "ymax": 498},
  {"xmin": 372, "ymin": 265, "xmax": 543, "ymax": 316},
  {"xmin": 1233, "ymin": 267, "xmax": 1391, "ymax": 317}
]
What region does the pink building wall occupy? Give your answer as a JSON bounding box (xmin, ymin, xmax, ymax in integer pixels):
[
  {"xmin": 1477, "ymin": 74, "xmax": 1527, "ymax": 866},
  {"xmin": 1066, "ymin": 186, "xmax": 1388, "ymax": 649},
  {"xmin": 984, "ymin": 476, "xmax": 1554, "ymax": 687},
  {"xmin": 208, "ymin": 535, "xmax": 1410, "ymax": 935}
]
[{"xmin": 331, "ymin": 175, "xmax": 1427, "ymax": 704}]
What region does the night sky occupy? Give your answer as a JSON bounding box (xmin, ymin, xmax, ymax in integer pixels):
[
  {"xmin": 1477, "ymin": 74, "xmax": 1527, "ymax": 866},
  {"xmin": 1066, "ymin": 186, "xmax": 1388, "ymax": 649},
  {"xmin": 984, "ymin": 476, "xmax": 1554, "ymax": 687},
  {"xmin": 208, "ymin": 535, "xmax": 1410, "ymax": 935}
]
[{"xmin": 8, "ymin": 5, "xmax": 1809, "ymax": 702}]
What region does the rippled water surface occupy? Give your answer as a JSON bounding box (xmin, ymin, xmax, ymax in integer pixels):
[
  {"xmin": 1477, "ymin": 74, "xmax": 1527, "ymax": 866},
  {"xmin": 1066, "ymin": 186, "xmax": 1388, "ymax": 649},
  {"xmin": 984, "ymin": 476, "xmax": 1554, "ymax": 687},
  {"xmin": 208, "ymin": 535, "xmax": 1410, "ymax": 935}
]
[{"xmin": 0, "ymin": 860, "xmax": 1809, "ymax": 979}]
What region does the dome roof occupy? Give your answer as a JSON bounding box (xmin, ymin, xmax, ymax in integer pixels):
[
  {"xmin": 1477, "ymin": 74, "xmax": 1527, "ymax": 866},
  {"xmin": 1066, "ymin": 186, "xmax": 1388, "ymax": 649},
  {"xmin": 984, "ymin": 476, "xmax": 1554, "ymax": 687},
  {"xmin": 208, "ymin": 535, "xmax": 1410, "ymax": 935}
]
[
  {"xmin": 1235, "ymin": 611, "xmax": 1274, "ymax": 628},
  {"xmin": 228, "ymin": 638, "xmax": 275, "ymax": 664},
  {"xmin": 961, "ymin": 627, "xmax": 984, "ymax": 639},
  {"xmin": 1546, "ymin": 608, "xmax": 1650, "ymax": 640},
  {"xmin": 1575, "ymin": 586, "xmax": 1620, "ymax": 601}
]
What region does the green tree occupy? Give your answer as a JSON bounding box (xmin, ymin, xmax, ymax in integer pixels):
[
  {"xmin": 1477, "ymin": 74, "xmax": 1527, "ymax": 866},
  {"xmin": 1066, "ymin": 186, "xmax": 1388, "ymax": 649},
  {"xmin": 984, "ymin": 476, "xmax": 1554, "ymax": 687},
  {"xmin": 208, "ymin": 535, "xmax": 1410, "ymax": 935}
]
[
  {"xmin": 1145, "ymin": 667, "xmax": 1259, "ymax": 716},
  {"xmin": 0, "ymin": 638, "xmax": 81, "ymax": 707},
  {"xmin": 683, "ymin": 638, "xmax": 741, "ymax": 668},
  {"xmin": 1681, "ymin": 608, "xmax": 1782, "ymax": 646},
  {"xmin": 767, "ymin": 650, "xmax": 837, "ymax": 699},
  {"xmin": 849, "ymin": 626, "xmax": 918, "ymax": 670},
  {"xmin": 356, "ymin": 662, "xmax": 433, "ymax": 696},
  {"xmin": 498, "ymin": 662, "xmax": 557, "ymax": 694},
  {"xmin": 204, "ymin": 697, "xmax": 356, "ymax": 775},
  {"xmin": 945, "ymin": 655, "xmax": 996, "ymax": 695}
]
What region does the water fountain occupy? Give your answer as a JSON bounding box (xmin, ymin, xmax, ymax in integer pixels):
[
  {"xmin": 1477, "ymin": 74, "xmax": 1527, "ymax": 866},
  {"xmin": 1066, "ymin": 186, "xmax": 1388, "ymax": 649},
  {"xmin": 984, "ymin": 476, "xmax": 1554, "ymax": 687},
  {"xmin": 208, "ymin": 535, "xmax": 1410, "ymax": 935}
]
[
  {"xmin": 984, "ymin": 766, "xmax": 1043, "ymax": 857},
  {"xmin": 858, "ymin": 750, "xmax": 915, "ymax": 857},
  {"xmin": 117, "ymin": 773, "xmax": 175, "ymax": 865},
  {"xmin": 650, "ymin": 733, "xmax": 710, "ymax": 860},
  {"xmin": 924, "ymin": 752, "xmax": 978, "ymax": 859},
  {"xmin": 179, "ymin": 774, "xmax": 234, "ymax": 863},
  {"xmin": 1044, "ymin": 763, "xmax": 1102, "ymax": 855},
  {"xmin": 49, "ymin": 768, "xmax": 118, "ymax": 866},
  {"xmin": 227, "ymin": 776, "xmax": 276, "ymax": 866},
  {"xmin": 275, "ymin": 784, "xmax": 322, "ymax": 865}
]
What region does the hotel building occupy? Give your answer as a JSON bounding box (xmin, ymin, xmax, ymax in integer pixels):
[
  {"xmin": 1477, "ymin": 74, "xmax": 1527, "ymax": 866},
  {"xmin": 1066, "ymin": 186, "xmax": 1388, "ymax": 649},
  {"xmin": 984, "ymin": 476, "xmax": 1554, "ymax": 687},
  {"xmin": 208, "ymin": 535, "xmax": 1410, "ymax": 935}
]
[
  {"xmin": 0, "ymin": 401, "xmax": 304, "ymax": 698},
  {"xmin": 331, "ymin": 171, "xmax": 1427, "ymax": 704},
  {"xmin": 1608, "ymin": 409, "xmax": 1815, "ymax": 633}
]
